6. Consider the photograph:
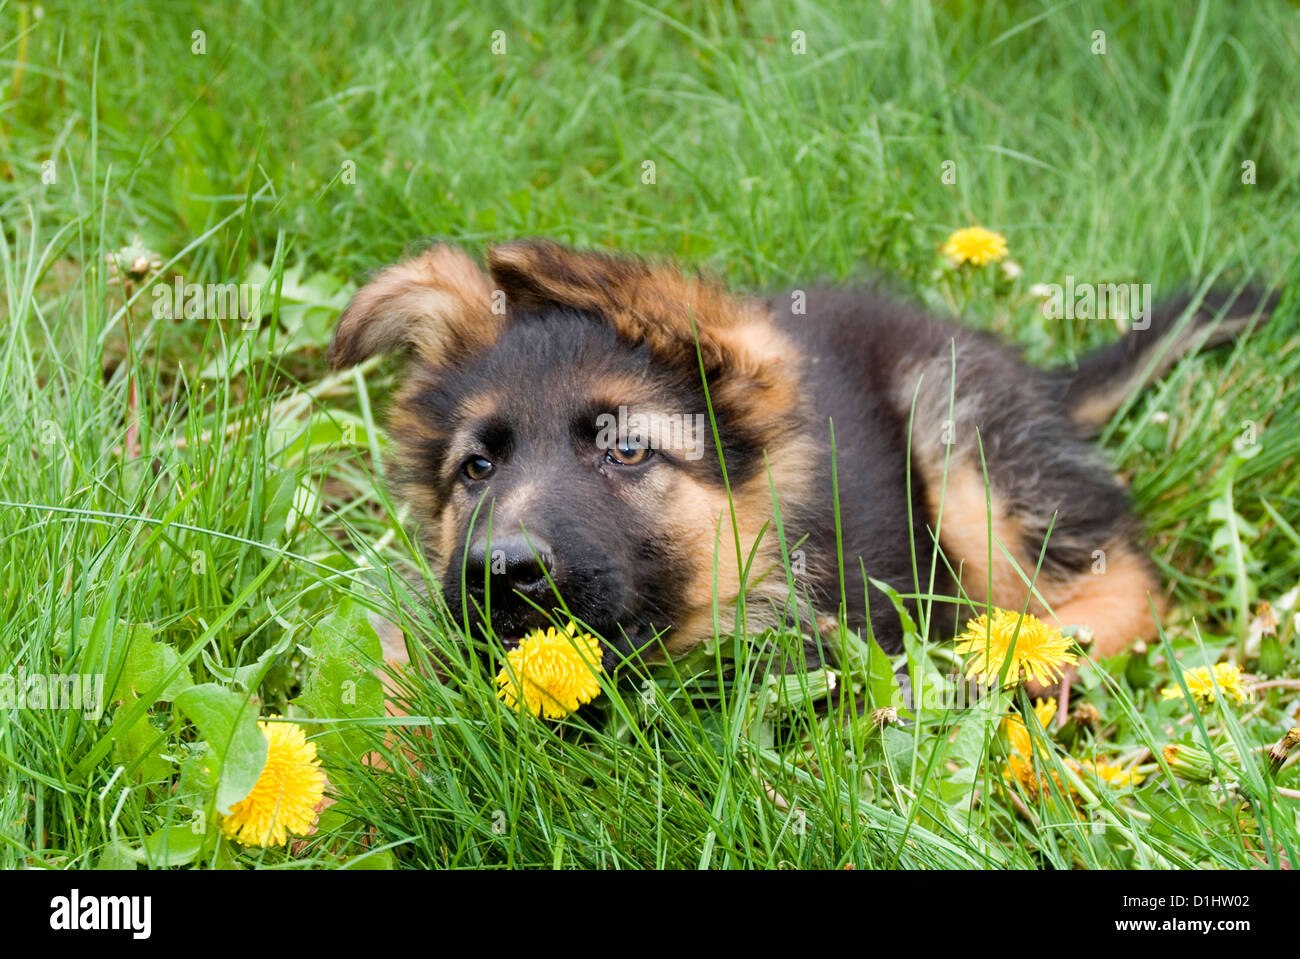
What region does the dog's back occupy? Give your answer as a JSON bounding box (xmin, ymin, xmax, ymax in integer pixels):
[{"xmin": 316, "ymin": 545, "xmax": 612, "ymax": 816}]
[{"xmin": 776, "ymin": 286, "xmax": 1277, "ymax": 657}]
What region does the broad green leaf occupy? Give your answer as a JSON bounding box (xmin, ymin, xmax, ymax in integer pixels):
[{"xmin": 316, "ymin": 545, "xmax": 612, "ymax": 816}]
[
  {"xmin": 108, "ymin": 625, "xmax": 193, "ymax": 704},
  {"xmin": 115, "ymin": 825, "xmax": 205, "ymax": 867},
  {"xmin": 107, "ymin": 625, "xmax": 193, "ymax": 781},
  {"xmin": 94, "ymin": 843, "xmax": 139, "ymax": 871},
  {"xmin": 175, "ymin": 684, "xmax": 268, "ymax": 815},
  {"xmin": 176, "ymin": 741, "xmax": 220, "ymax": 810},
  {"xmin": 294, "ymin": 598, "xmax": 386, "ymax": 761},
  {"xmin": 830, "ymin": 623, "xmax": 902, "ymax": 711},
  {"xmin": 200, "ymin": 623, "xmax": 295, "ymax": 691},
  {"xmin": 869, "ymin": 577, "xmax": 944, "ymax": 717},
  {"xmin": 342, "ymin": 850, "xmax": 396, "ymax": 870}
]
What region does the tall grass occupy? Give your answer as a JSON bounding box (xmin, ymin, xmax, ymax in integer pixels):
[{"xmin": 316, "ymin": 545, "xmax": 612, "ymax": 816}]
[{"xmin": 0, "ymin": 0, "xmax": 1297, "ymax": 869}]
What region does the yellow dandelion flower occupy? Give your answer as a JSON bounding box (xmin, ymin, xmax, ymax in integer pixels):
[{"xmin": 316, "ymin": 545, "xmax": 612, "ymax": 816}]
[
  {"xmin": 496, "ymin": 623, "xmax": 603, "ymax": 719},
  {"xmin": 1031, "ymin": 696, "xmax": 1057, "ymax": 730},
  {"xmin": 1002, "ymin": 754, "xmax": 1041, "ymax": 800},
  {"xmin": 1001, "ymin": 754, "xmax": 1080, "ymax": 805},
  {"xmin": 1213, "ymin": 662, "xmax": 1252, "ymax": 702},
  {"xmin": 1002, "ymin": 697, "xmax": 1056, "ymax": 759},
  {"xmin": 221, "ymin": 719, "xmax": 327, "ymax": 848},
  {"xmin": 1081, "ymin": 759, "xmax": 1144, "ymax": 788},
  {"xmin": 1160, "ymin": 662, "xmax": 1252, "ymax": 707},
  {"xmin": 956, "ymin": 608, "xmax": 1077, "ymax": 688},
  {"xmin": 1160, "ymin": 665, "xmax": 1214, "ymax": 704},
  {"xmin": 941, "ymin": 226, "xmax": 1008, "ymax": 267},
  {"xmin": 1000, "ymin": 698, "xmax": 1068, "ymax": 800}
]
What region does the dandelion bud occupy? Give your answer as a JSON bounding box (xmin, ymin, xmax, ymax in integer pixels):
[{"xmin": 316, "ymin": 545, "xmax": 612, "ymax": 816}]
[
  {"xmin": 760, "ymin": 668, "xmax": 838, "ymax": 720},
  {"xmin": 1125, "ymin": 641, "xmax": 1154, "ymax": 689},
  {"xmin": 1258, "ymin": 633, "xmax": 1285, "ymax": 678},
  {"xmin": 1162, "ymin": 743, "xmax": 1214, "ymax": 783},
  {"xmin": 1267, "ymin": 727, "xmax": 1300, "ymax": 772}
]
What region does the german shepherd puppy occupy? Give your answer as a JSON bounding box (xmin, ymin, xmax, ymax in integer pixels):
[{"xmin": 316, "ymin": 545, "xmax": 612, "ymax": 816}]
[{"xmin": 328, "ymin": 241, "xmax": 1273, "ymax": 680}]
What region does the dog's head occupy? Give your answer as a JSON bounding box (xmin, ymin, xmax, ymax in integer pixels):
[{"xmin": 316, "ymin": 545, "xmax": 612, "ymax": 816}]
[{"xmin": 329, "ymin": 240, "xmax": 815, "ymax": 664}]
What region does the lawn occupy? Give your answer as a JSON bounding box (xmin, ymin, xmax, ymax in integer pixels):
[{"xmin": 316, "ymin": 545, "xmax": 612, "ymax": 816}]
[{"xmin": 1, "ymin": 0, "xmax": 1298, "ymax": 870}]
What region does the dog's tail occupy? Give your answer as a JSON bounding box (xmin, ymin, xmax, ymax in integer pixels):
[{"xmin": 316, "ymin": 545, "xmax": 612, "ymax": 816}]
[{"xmin": 1055, "ymin": 286, "xmax": 1279, "ymax": 432}]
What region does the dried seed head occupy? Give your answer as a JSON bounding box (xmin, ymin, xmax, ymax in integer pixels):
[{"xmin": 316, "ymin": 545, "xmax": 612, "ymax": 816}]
[
  {"xmin": 1267, "ymin": 727, "xmax": 1300, "ymax": 772},
  {"xmin": 1070, "ymin": 702, "xmax": 1101, "ymax": 729},
  {"xmin": 872, "ymin": 706, "xmax": 899, "ymax": 728}
]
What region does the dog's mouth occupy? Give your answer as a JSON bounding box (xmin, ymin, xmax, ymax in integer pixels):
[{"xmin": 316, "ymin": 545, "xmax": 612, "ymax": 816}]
[
  {"xmin": 492, "ymin": 619, "xmax": 657, "ymax": 671},
  {"xmin": 491, "ymin": 620, "xmax": 605, "ymax": 650},
  {"xmin": 495, "ymin": 622, "xmax": 609, "ymax": 647},
  {"xmin": 498, "ymin": 632, "xmax": 527, "ymax": 651}
]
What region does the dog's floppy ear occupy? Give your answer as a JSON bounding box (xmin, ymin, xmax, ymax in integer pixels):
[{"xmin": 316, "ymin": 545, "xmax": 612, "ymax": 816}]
[
  {"xmin": 485, "ymin": 239, "xmax": 790, "ymax": 379},
  {"xmin": 329, "ymin": 245, "xmax": 500, "ymax": 369}
]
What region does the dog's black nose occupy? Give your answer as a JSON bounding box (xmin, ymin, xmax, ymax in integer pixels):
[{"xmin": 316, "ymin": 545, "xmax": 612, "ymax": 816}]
[{"xmin": 466, "ymin": 534, "xmax": 555, "ymax": 598}]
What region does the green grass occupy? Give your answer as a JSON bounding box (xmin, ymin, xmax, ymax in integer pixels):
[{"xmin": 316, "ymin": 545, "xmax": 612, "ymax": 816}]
[{"xmin": 1, "ymin": 0, "xmax": 1298, "ymax": 869}]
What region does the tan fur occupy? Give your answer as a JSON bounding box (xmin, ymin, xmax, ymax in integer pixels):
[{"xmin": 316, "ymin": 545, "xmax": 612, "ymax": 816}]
[
  {"xmin": 928, "ymin": 463, "xmax": 1043, "ymax": 615},
  {"xmin": 922, "ymin": 460, "xmax": 1163, "ymax": 655},
  {"xmin": 385, "ymin": 371, "xmax": 445, "ymax": 531},
  {"xmin": 602, "ymin": 430, "xmax": 816, "ymax": 659},
  {"xmin": 1038, "ymin": 544, "xmax": 1165, "ymax": 657},
  {"xmin": 330, "ymin": 245, "xmax": 500, "ymax": 369},
  {"xmin": 487, "ymin": 240, "xmax": 798, "ymax": 389},
  {"xmin": 1069, "ymin": 386, "xmax": 1135, "ymax": 433},
  {"xmin": 665, "ymin": 430, "xmax": 823, "ymax": 656},
  {"xmin": 454, "ymin": 391, "xmax": 499, "ymax": 422},
  {"xmin": 1068, "ymin": 310, "xmax": 1261, "ymax": 430},
  {"xmin": 437, "ymin": 505, "xmax": 459, "ymax": 575},
  {"xmin": 587, "ymin": 372, "xmax": 662, "ymax": 406},
  {"xmin": 341, "ymin": 241, "xmax": 816, "ymax": 661}
]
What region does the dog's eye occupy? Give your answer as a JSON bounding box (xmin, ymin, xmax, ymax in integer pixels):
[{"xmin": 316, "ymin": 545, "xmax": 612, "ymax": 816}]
[
  {"xmin": 606, "ymin": 441, "xmax": 653, "ymax": 467},
  {"xmin": 463, "ymin": 456, "xmax": 494, "ymax": 481}
]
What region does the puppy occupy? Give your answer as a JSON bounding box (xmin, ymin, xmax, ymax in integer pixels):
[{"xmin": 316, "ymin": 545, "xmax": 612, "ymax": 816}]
[{"xmin": 328, "ymin": 240, "xmax": 1273, "ymax": 679}]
